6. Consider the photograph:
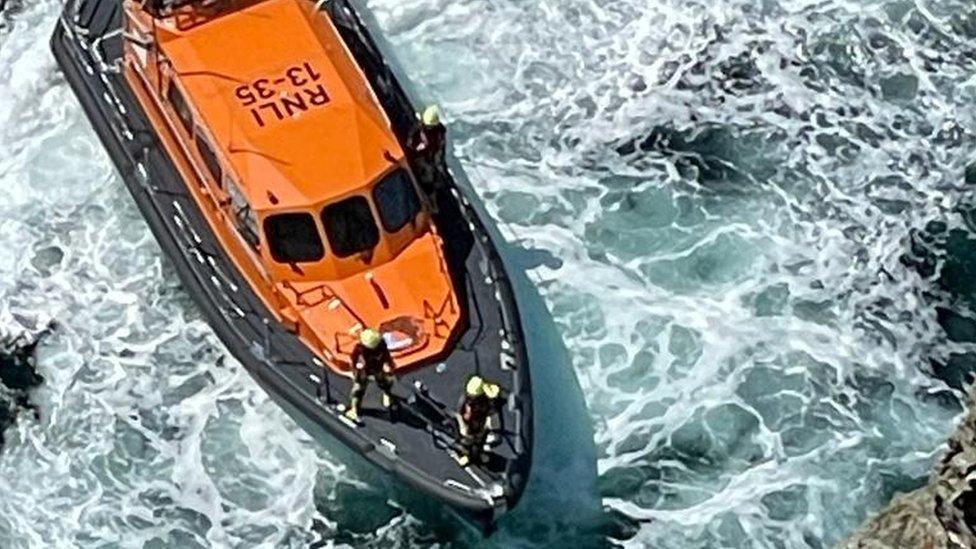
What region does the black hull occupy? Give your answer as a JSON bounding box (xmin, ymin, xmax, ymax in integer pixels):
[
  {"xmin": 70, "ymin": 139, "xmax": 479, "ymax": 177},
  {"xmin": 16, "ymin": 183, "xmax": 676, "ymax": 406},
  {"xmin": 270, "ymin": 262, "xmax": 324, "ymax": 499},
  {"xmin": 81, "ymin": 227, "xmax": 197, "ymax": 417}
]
[{"xmin": 50, "ymin": 0, "xmax": 533, "ymax": 529}]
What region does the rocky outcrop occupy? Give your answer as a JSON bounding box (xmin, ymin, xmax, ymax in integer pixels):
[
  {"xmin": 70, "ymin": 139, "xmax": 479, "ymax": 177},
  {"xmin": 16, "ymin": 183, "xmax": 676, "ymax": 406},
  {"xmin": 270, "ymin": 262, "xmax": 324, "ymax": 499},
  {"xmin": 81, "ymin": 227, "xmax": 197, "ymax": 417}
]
[
  {"xmin": 0, "ymin": 329, "xmax": 46, "ymax": 448},
  {"xmin": 841, "ymin": 392, "xmax": 976, "ymax": 548}
]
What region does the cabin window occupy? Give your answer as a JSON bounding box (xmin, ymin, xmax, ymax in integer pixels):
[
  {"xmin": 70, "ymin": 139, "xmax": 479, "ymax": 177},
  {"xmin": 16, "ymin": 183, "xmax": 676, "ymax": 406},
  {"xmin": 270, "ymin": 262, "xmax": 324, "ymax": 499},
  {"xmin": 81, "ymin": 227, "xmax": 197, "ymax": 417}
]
[
  {"xmin": 321, "ymin": 196, "xmax": 380, "ymax": 258},
  {"xmin": 372, "ymin": 169, "xmax": 421, "ymax": 233},
  {"xmin": 196, "ymin": 137, "xmax": 223, "ymax": 186},
  {"xmin": 166, "ymin": 82, "xmax": 193, "ymax": 135},
  {"xmin": 264, "ymin": 213, "xmax": 325, "ymax": 263},
  {"xmin": 225, "ymin": 176, "xmax": 259, "ymax": 249}
]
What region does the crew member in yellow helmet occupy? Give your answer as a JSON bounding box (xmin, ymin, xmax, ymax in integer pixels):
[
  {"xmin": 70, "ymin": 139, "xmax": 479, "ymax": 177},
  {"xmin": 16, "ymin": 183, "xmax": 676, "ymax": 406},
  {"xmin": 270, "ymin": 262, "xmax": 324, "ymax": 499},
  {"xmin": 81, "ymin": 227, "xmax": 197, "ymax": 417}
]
[
  {"xmin": 410, "ymin": 104, "xmax": 447, "ymax": 197},
  {"xmin": 455, "ymin": 375, "xmax": 502, "ymax": 466},
  {"xmin": 345, "ymin": 328, "xmax": 396, "ymax": 421}
]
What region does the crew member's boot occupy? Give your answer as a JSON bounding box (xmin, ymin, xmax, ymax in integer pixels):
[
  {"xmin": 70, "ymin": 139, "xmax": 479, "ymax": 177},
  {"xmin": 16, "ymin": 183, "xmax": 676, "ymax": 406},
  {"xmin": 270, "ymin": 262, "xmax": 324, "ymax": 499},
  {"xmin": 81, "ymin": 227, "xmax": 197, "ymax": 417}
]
[
  {"xmin": 378, "ymin": 374, "xmax": 395, "ymax": 410},
  {"xmin": 455, "ymin": 421, "xmax": 474, "ymax": 466},
  {"xmin": 345, "ymin": 398, "xmax": 360, "ymax": 421}
]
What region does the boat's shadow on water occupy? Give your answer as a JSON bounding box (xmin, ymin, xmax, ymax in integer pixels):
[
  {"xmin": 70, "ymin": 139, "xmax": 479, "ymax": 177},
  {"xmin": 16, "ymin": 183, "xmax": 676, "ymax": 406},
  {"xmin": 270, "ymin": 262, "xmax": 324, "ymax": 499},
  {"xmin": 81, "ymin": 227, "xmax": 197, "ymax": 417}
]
[{"xmin": 488, "ymin": 246, "xmax": 605, "ymax": 547}]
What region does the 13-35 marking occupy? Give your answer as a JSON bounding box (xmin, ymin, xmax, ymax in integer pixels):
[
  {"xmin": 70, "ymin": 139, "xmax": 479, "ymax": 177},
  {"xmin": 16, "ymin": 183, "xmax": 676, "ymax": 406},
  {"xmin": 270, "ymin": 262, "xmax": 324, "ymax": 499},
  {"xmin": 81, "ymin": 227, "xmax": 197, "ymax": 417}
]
[{"xmin": 234, "ymin": 62, "xmax": 329, "ymax": 128}]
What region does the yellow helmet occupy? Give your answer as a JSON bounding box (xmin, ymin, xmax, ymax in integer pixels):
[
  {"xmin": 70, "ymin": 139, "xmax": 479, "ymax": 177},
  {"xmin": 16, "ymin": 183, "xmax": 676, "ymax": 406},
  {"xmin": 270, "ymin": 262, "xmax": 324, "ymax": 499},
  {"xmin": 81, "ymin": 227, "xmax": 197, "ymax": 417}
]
[
  {"xmin": 422, "ymin": 105, "xmax": 441, "ymax": 127},
  {"xmin": 466, "ymin": 376, "xmax": 500, "ymax": 398},
  {"xmin": 359, "ymin": 328, "xmax": 382, "ymax": 349}
]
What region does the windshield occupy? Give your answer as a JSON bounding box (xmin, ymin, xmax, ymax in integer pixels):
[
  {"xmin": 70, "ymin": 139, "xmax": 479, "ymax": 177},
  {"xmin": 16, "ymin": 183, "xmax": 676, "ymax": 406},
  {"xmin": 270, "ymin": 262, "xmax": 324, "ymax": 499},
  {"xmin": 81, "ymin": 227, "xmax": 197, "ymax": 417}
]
[
  {"xmin": 321, "ymin": 196, "xmax": 380, "ymax": 258},
  {"xmin": 264, "ymin": 212, "xmax": 324, "ymax": 263},
  {"xmin": 372, "ymin": 169, "xmax": 421, "ymax": 232}
]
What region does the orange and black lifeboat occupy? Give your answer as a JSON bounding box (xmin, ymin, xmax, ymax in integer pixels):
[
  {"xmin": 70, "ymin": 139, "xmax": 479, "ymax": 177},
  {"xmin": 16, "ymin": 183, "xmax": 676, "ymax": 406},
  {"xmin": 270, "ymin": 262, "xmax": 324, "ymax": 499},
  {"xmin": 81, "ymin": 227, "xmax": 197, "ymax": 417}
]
[{"xmin": 52, "ymin": 0, "xmax": 533, "ymax": 529}]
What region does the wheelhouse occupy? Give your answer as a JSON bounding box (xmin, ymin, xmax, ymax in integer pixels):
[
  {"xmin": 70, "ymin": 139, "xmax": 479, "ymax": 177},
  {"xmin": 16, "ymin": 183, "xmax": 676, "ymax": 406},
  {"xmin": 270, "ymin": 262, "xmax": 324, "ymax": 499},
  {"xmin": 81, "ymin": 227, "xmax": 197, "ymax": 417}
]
[{"xmin": 121, "ymin": 0, "xmax": 461, "ymax": 371}]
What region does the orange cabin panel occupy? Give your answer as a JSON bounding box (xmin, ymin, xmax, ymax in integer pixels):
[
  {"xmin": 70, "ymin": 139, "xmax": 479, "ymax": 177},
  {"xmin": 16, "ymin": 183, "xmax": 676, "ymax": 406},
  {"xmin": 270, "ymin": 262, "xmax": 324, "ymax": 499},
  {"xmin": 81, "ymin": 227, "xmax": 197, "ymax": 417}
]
[{"xmin": 121, "ymin": 0, "xmax": 463, "ymax": 373}]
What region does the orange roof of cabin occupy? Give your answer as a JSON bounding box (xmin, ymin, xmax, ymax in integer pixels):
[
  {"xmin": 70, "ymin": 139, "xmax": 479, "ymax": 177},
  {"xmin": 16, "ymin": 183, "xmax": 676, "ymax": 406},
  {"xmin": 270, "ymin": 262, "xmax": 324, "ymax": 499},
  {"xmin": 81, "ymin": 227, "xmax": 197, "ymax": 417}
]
[{"xmin": 157, "ymin": 0, "xmax": 403, "ymax": 211}]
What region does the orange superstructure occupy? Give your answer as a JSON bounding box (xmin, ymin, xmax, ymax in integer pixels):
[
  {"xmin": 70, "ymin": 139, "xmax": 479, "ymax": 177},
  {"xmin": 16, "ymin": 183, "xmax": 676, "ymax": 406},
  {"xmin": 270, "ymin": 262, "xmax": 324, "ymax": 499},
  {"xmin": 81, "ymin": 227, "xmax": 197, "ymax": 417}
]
[{"xmin": 121, "ymin": 0, "xmax": 462, "ymax": 371}]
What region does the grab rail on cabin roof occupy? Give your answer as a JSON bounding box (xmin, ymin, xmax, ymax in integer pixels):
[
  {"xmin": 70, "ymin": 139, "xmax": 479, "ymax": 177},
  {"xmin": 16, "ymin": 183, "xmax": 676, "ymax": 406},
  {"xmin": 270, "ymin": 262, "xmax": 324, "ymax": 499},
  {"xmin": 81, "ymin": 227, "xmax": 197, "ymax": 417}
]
[{"xmin": 142, "ymin": 0, "xmax": 221, "ymax": 16}]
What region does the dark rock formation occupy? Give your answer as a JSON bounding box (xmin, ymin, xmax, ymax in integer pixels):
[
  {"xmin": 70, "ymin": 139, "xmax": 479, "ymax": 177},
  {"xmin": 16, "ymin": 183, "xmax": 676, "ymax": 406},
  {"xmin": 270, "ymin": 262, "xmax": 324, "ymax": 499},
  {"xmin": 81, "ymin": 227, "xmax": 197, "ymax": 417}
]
[
  {"xmin": 0, "ymin": 329, "xmax": 47, "ymax": 448},
  {"xmin": 841, "ymin": 389, "xmax": 976, "ymax": 548}
]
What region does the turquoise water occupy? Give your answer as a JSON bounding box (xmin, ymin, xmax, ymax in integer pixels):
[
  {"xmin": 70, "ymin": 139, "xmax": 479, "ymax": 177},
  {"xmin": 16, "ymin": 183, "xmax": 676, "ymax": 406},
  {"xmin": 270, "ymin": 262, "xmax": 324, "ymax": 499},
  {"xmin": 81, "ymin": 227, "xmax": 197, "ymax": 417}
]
[{"xmin": 2, "ymin": 0, "xmax": 976, "ymax": 546}]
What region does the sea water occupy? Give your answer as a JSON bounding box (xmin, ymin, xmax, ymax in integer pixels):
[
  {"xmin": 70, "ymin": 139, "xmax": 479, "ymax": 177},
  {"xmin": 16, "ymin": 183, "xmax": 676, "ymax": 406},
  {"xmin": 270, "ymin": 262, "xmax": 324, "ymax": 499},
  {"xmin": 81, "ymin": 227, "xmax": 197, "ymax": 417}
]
[{"xmin": 2, "ymin": 0, "xmax": 976, "ymax": 546}]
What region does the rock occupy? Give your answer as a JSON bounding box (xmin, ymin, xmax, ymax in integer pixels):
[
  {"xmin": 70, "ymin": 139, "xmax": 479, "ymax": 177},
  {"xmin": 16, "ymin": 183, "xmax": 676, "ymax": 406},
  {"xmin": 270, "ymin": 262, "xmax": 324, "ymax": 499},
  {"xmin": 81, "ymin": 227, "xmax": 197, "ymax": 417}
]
[
  {"xmin": 840, "ymin": 487, "xmax": 944, "ymax": 548},
  {"xmin": 841, "ymin": 387, "xmax": 976, "ymax": 548},
  {"xmin": 0, "ymin": 327, "xmax": 48, "ymax": 448},
  {"xmin": 0, "ymin": 335, "xmax": 45, "ymax": 391}
]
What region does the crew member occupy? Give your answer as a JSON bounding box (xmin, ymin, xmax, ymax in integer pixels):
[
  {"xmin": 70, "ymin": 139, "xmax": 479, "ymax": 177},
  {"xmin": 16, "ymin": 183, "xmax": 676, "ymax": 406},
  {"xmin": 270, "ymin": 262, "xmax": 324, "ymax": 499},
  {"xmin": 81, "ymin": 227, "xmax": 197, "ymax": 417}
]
[
  {"xmin": 410, "ymin": 105, "xmax": 448, "ymax": 193},
  {"xmin": 455, "ymin": 375, "xmax": 502, "ymax": 466},
  {"xmin": 345, "ymin": 328, "xmax": 396, "ymax": 421}
]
